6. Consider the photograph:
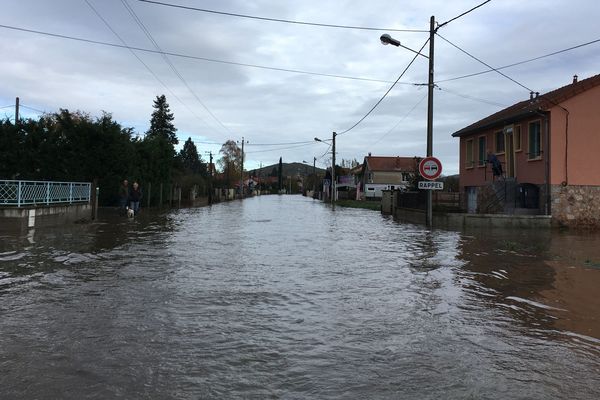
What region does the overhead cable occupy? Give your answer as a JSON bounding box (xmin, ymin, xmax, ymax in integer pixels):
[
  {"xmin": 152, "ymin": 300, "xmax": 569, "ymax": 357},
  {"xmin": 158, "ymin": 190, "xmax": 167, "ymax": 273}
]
[
  {"xmin": 137, "ymin": 0, "xmax": 428, "ymax": 32},
  {"xmin": 20, "ymin": 104, "xmax": 46, "ymax": 113},
  {"xmin": 436, "ymin": 37, "xmax": 600, "ymax": 83},
  {"xmin": 120, "ymin": 0, "xmax": 232, "ymax": 135},
  {"xmin": 245, "ymin": 142, "xmax": 318, "ymax": 154},
  {"xmin": 246, "ymin": 140, "xmax": 317, "ymax": 146},
  {"xmin": 437, "ymin": 0, "xmax": 492, "ymax": 29},
  {"xmin": 84, "ymin": 0, "xmax": 212, "ymax": 132},
  {"xmin": 0, "ymin": 24, "xmax": 414, "ymax": 86},
  {"xmin": 336, "ymin": 38, "xmax": 430, "ymax": 136},
  {"xmin": 436, "ymin": 86, "xmax": 508, "ymax": 107},
  {"xmin": 372, "ymin": 92, "xmax": 428, "ymax": 146},
  {"xmin": 436, "ymin": 33, "xmax": 533, "ymax": 93}
]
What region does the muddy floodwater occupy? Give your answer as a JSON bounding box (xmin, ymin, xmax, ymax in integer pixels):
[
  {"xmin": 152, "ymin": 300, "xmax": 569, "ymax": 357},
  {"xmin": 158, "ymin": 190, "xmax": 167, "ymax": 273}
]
[{"xmin": 1, "ymin": 195, "xmax": 599, "ymax": 399}]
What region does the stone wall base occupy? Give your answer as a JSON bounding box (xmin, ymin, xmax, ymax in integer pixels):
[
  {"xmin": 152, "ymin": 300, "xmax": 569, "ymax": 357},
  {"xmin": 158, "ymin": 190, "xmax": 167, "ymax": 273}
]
[{"xmin": 551, "ymin": 184, "xmax": 600, "ymax": 228}]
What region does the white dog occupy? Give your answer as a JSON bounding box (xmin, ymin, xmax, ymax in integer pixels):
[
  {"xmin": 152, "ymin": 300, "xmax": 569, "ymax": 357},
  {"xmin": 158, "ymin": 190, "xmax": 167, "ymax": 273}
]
[{"xmin": 126, "ymin": 207, "xmax": 135, "ymax": 218}]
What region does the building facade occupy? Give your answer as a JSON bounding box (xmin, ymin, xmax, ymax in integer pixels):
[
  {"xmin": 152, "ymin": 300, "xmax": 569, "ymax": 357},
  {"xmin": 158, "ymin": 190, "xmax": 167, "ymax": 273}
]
[
  {"xmin": 359, "ymin": 156, "xmax": 418, "ymax": 199},
  {"xmin": 453, "ymin": 74, "xmax": 600, "ymax": 227}
]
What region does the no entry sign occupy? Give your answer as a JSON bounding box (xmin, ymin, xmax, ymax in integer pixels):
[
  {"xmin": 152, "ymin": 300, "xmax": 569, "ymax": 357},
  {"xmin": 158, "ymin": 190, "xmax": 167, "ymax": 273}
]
[{"xmin": 418, "ymin": 157, "xmax": 442, "ymax": 180}]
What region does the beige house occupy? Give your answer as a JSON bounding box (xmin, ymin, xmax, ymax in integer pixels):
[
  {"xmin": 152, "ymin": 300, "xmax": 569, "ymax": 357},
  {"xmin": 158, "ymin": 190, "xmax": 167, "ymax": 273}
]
[{"xmin": 359, "ymin": 156, "xmax": 418, "ymax": 199}]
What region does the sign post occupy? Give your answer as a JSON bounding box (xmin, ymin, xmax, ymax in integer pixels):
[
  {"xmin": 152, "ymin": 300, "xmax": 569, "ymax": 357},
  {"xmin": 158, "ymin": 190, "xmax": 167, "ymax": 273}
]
[{"xmin": 418, "ymin": 157, "xmax": 443, "ymax": 226}]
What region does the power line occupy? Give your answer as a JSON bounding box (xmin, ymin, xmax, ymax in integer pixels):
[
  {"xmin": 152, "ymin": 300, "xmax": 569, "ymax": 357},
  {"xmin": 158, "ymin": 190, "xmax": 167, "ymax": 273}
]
[
  {"xmin": 20, "ymin": 104, "xmax": 46, "ymax": 113},
  {"xmin": 84, "ymin": 0, "xmax": 213, "ymax": 133},
  {"xmin": 436, "ymin": 37, "xmax": 600, "ymax": 84},
  {"xmin": 337, "ymin": 38, "xmax": 430, "ymax": 136},
  {"xmin": 137, "ymin": 0, "xmax": 428, "ymax": 33},
  {"xmin": 372, "ymin": 92, "xmax": 428, "ymax": 146},
  {"xmin": 245, "ymin": 142, "xmax": 318, "ymax": 154},
  {"xmin": 436, "ymin": 86, "xmax": 508, "ymax": 107},
  {"xmin": 246, "ymin": 140, "xmax": 317, "ymax": 146},
  {"xmin": 317, "ymin": 143, "xmax": 332, "ymax": 160},
  {"xmin": 438, "ymin": 0, "xmax": 492, "ymax": 29},
  {"xmin": 120, "ymin": 0, "xmax": 232, "ymax": 135},
  {"xmin": 436, "ymin": 33, "xmax": 533, "ymax": 93},
  {"xmin": 0, "ymin": 24, "xmax": 414, "ymax": 86},
  {"xmin": 0, "ymin": 105, "xmax": 13, "ymax": 109}
]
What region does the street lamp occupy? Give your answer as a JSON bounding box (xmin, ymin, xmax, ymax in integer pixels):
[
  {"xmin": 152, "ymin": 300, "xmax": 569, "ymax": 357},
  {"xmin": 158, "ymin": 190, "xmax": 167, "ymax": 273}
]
[{"xmin": 380, "ymin": 16, "xmax": 435, "ymax": 227}]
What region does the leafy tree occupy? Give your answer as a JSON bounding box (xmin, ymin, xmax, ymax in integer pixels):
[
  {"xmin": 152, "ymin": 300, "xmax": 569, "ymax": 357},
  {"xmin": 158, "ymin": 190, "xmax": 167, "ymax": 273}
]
[
  {"xmin": 146, "ymin": 94, "xmax": 178, "ymax": 146},
  {"xmin": 218, "ymin": 139, "xmax": 241, "ymax": 186}
]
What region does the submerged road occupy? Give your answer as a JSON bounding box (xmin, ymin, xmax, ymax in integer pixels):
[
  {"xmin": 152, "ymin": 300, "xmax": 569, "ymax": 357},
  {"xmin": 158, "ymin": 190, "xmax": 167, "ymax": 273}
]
[{"xmin": 1, "ymin": 195, "xmax": 599, "ymax": 399}]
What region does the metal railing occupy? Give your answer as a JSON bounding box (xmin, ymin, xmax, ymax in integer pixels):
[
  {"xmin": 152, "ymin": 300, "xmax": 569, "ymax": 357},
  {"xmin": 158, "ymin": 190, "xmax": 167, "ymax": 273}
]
[{"xmin": 0, "ymin": 180, "xmax": 91, "ymax": 207}]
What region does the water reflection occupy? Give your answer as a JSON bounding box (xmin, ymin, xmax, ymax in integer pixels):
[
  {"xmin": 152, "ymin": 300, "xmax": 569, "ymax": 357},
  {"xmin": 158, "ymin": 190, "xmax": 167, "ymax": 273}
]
[{"xmin": 0, "ymin": 196, "xmax": 599, "ymax": 399}]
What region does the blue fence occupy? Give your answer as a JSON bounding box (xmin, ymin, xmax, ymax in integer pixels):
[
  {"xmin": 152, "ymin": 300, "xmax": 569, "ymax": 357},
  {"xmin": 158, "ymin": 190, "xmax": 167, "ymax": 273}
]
[{"xmin": 0, "ymin": 180, "xmax": 91, "ymax": 207}]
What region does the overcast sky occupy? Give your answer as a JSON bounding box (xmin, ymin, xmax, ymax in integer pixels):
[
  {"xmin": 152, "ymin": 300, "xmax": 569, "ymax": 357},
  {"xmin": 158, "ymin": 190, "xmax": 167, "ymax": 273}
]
[{"xmin": 2, "ymin": 0, "xmax": 599, "ymax": 174}]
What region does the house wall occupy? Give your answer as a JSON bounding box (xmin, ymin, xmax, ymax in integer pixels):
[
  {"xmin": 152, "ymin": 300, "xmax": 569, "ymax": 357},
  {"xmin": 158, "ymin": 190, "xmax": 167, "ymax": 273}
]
[
  {"xmin": 368, "ymin": 171, "xmax": 407, "ymax": 185},
  {"xmin": 549, "ymin": 84, "xmax": 600, "ymax": 185},
  {"xmin": 458, "ymin": 117, "xmax": 547, "ymax": 191}
]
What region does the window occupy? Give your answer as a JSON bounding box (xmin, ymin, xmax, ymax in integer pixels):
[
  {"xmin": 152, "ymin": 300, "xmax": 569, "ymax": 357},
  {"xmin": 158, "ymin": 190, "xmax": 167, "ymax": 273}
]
[
  {"xmin": 495, "ymin": 130, "xmax": 505, "ymax": 153},
  {"xmin": 466, "ymin": 139, "xmax": 474, "ymax": 168},
  {"xmin": 528, "ymin": 120, "xmax": 541, "ymax": 159},
  {"xmin": 514, "ymin": 125, "xmax": 522, "ymax": 151},
  {"xmin": 478, "ymin": 136, "xmax": 486, "ymax": 166}
]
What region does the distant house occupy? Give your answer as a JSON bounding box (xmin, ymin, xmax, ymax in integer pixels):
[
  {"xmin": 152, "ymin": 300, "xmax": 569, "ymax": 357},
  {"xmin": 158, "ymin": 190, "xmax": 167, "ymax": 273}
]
[
  {"xmin": 359, "ymin": 155, "xmax": 419, "ymax": 199},
  {"xmin": 452, "ymin": 73, "xmax": 600, "ymax": 227}
]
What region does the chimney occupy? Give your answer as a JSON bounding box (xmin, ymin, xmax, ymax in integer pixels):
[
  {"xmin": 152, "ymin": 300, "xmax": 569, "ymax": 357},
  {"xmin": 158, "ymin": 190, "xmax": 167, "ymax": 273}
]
[
  {"xmin": 368, "ymin": 152, "xmax": 372, "ymax": 157},
  {"xmin": 573, "ymin": 74, "xmax": 578, "ymax": 84},
  {"xmin": 530, "ymin": 91, "xmax": 534, "ymax": 100},
  {"xmin": 535, "ymin": 92, "xmax": 539, "ymax": 98}
]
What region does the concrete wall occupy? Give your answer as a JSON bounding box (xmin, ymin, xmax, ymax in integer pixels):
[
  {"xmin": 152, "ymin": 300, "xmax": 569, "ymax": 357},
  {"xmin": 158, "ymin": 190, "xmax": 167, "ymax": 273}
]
[
  {"xmin": 0, "ymin": 203, "xmax": 92, "ymax": 231},
  {"xmin": 394, "ymin": 207, "xmax": 551, "ymax": 229},
  {"xmin": 551, "ymin": 184, "xmax": 600, "ymax": 227}
]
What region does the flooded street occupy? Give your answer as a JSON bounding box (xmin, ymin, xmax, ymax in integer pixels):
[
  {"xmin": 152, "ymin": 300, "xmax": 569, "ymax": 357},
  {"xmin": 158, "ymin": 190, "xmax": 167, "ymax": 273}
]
[{"xmin": 1, "ymin": 195, "xmax": 599, "ymax": 399}]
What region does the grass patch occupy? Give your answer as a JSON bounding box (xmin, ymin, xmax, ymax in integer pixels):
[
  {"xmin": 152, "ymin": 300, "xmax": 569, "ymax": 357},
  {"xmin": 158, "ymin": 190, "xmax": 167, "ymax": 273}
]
[{"xmin": 336, "ymin": 199, "xmax": 381, "ymax": 211}]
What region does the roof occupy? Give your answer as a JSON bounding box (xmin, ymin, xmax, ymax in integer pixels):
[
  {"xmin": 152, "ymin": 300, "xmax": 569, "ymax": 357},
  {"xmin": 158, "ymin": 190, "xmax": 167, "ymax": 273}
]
[
  {"xmin": 363, "ymin": 156, "xmax": 417, "ymax": 172},
  {"xmin": 452, "ymin": 73, "xmax": 600, "ymax": 137}
]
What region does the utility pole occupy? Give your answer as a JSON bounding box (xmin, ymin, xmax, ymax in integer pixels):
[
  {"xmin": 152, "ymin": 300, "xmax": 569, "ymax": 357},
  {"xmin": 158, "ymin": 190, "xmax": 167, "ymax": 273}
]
[
  {"xmin": 238, "ymin": 137, "xmax": 248, "ymax": 199},
  {"xmin": 259, "ymin": 162, "xmax": 262, "ymax": 192},
  {"xmin": 425, "ymin": 15, "xmax": 435, "ymax": 227},
  {"xmin": 332, "ymin": 131, "xmax": 337, "ymax": 210},
  {"xmin": 206, "ymin": 151, "xmax": 213, "ymax": 205},
  {"xmin": 15, "ymin": 97, "xmax": 19, "ymax": 126},
  {"xmin": 313, "ymin": 156, "xmax": 316, "ymax": 195}
]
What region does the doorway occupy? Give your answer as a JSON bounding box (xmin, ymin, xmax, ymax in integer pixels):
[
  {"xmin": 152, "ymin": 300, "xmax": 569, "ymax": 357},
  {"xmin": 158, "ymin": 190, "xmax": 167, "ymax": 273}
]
[{"xmin": 504, "ymin": 127, "xmax": 515, "ymax": 178}]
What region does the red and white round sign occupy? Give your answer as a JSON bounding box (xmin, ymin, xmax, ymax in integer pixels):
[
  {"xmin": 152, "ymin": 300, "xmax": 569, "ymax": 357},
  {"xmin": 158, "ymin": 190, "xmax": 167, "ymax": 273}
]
[{"xmin": 419, "ymin": 157, "xmax": 442, "ymax": 180}]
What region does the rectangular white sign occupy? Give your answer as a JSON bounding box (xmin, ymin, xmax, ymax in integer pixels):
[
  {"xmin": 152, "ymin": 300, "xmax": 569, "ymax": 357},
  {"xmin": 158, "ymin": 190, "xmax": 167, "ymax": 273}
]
[{"xmin": 418, "ymin": 181, "xmax": 444, "ymax": 190}]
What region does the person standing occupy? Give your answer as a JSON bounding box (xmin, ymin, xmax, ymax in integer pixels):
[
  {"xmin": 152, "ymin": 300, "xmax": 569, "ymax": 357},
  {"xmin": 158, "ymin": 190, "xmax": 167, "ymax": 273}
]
[
  {"xmin": 118, "ymin": 179, "xmax": 129, "ymax": 214},
  {"xmin": 129, "ymin": 181, "xmax": 142, "ymax": 215}
]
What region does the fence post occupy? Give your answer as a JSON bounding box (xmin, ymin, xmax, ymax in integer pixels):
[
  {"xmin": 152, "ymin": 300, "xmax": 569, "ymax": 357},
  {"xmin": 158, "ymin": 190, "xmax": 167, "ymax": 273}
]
[
  {"xmin": 69, "ymin": 182, "xmax": 73, "ymax": 204},
  {"xmin": 46, "ymin": 182, "xmax": 50, "ymax": 205},
  {"xmin": 159, "ymin": 183, "xmax": 163, "ymax": 207},
  {"xmin": 94, "ymin": 186, "xmax": 99, "ymax": 220},
  {"xmin": 17, "ymin": 181, "xmax": 22, "ymax": 207},
  {"xmin": 147, "ymin": 182, "xmax": 151, "ymax": 208}
]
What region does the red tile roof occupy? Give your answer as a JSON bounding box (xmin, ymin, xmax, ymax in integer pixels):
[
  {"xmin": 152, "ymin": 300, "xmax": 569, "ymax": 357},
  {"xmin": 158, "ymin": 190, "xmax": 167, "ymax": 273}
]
[
  {"xmin": 364, "ymin": 156, "xmax": 418, "ymax": 172},
  {"xmin": 452, "ymin": 73, "xmax": 600, "ymax": 137}
]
